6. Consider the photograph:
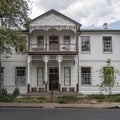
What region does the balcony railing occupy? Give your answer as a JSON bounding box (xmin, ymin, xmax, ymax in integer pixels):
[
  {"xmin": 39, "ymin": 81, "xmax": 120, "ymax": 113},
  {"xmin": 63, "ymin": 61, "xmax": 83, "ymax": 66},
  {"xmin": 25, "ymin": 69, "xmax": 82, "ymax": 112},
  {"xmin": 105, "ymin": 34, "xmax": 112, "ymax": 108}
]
[{"xmin": 29, "ymin": 44, "xmax": 77, "ymax": 52}]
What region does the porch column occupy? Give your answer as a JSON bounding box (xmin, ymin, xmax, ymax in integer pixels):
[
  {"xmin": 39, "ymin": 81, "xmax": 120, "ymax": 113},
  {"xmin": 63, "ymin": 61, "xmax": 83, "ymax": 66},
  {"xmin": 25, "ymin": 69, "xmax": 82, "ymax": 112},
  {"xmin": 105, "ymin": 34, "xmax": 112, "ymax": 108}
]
[
  {"xmin": 27, "ymin": 56, "xmax": 31, "ymax": 92},
  {"xmin": 58, "ymin": 55, "xmax": 62, "ymax": 91},
  {"xmin": 44, "ymin": 56, "xmax": 48, "ymax": 92},
  {"xmin": 75, "ymin": 55, "xmax": 79, "ymax": 92}
]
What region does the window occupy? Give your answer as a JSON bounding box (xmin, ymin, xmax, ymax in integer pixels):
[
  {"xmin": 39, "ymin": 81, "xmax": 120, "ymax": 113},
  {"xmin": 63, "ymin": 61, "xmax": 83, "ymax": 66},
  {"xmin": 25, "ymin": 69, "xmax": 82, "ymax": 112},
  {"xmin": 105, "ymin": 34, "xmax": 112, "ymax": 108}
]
[
  {"xmin": 63, "ymin": 36, "xmax": 70, "ymax": 50},
  {"xmin": 64, "ymin": 67, "xmax": 71, "ymax": 86},
  {"xmin": 15, "ymin": 67, "xmax": 26, "ymax": 86},
  {"xmin": 49, "ymin": 36, "xmax": 59, "ymax": 51},
  {"xmin": 81, "ymin": 36, "xmax": 90, "ymax": 53},
  {"xmin": 103, "ymin": 36, "xmax": 112, "ymax": 53},
  {"xmin": 81, "ymin": 67, "xmax": 91, "ymax": 85},
  {"xmin": 0, "ymin": 67, "xmax": 4, "ymax": 87},
  {"xmin": 37, "ymin": 36, "xmax": 44, "ymax": 48},
  {"xmin": 37, "ymin": 67, "xmax": 44, "ymax": 86}
]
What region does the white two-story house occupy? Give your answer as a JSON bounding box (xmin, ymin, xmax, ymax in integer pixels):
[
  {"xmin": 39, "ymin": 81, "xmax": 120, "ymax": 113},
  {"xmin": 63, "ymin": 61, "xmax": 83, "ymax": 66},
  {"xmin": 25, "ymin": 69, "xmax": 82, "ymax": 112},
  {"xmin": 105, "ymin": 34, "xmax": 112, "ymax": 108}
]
[{"xmin": 1, "ymin": 9, "xmax": 120, "ymax": 94}]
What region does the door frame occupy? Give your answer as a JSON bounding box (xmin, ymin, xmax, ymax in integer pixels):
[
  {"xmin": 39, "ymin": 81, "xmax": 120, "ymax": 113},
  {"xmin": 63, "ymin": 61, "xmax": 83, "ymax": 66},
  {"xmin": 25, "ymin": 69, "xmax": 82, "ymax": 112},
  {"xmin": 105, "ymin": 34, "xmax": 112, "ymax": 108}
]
[{"xmin": 48, "ymin": 67, "xmax": 59, "ymax": 91}]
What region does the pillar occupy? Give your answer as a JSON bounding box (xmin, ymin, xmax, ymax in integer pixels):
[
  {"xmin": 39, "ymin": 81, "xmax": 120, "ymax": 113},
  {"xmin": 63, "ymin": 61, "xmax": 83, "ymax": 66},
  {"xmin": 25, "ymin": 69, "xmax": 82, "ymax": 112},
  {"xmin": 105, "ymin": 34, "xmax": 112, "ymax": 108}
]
[{"xmin": 27, "ymin": 56, "xmax": 31, "ymax": 92}]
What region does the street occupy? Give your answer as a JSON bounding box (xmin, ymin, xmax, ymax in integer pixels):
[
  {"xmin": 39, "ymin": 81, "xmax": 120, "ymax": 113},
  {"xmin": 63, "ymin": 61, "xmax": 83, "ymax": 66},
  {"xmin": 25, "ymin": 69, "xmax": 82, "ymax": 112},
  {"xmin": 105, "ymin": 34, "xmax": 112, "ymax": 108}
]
[{"xmin": 0, "ymin": 108, "xmax": 120, "ymax": 120}]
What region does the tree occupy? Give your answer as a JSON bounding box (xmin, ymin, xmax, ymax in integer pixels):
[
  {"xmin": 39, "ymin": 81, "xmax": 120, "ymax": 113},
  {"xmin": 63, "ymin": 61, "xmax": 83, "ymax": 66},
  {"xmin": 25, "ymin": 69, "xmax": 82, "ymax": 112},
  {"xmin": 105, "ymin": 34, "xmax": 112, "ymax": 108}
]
[
  {"xmin": 0, "ymin": 0, "xmax": 30, "ymax": 91},
  {"xmin": 100, "ymin": 59, "xmax": 119, "ymax": 94}
]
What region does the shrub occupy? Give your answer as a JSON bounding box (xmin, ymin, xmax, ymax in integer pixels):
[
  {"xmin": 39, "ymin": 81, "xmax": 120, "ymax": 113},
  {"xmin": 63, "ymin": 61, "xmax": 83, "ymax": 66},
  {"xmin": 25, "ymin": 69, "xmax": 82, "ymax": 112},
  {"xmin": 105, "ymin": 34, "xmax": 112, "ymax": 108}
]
[
  {"xmin": 0, "ymin": 95, "xmax": 14, "ymax": 102},
  {"xmin": 113, "ymin": 95, "xmax": 120, "ymax": 102},
  {"xmin": 57, "ymin": 96, "xmax": 78, "ymax": 104},
  {"xmin": 1, "ymin": 88, "xmax": 7, "ymax": 96},
  {"xmin": 36, "ymin": 97, "xmax": 45, "ymax": 103},
  {"xmin": 13, "ymin": 87, "xmax": 20, "ymax": 96},
  {"xmin": 88, "ymin": 94, "xmax": 106, "ymax": 100}
]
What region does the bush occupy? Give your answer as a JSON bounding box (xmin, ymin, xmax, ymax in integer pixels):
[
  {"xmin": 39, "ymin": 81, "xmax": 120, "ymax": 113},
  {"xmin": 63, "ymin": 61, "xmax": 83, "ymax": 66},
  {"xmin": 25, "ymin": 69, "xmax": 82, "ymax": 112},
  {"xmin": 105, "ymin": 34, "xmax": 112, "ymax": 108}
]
[
  {"xmin": 0, "ymin": 95, "xmax": 14, "ymax": 102},
  {"xmin": 13, "ymin": 87, "xmax": 20, "ymax": 96},
  {"xmin": 88, "ymin": 94, "xmax": 106, "ymax": 100},
  {"xmin": 57, "ymin": 96, "xmax": 78, "ymax": 104},
  {"xmin": 1, "ymin": 88, "xmax": 7, "ymax": 96},
  {"xmin": 36, "ymin": 97, "xmax": 45, "ymax": 103},
  {"xmin": 114, "ymin": 95, "xmax": 120, "ymax": 102}
]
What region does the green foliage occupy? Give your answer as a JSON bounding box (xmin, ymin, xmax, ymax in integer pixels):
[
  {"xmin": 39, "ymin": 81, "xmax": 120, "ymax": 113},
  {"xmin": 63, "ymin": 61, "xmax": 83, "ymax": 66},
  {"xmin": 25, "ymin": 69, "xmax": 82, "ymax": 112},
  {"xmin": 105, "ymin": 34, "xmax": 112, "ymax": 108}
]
[
  {"xmin": 113, "ymin": 95, "xmax": 120, "ymax": 102},
  {"xmin": 88, "ymin": 94, "xmax": 106, "ymax": 100},
  {"xmin": 0, "ymin": 0, "xmax": 30, "ymax": 54},
  {"xmin": 87, "ymin": 94, "xmax": 120, "ymax": 103},
  {"xmin": 13, "ymin": 87, "xmax": 20, "ymax": 96},
  {"xmin": 57, "ymin": 96, "xmax": 79, "ymax": 104},
  {"xmin": 0, "ymin": 95, "xmax": 14, "ymax": 102},
  {"xmin": 1, "ymin": 87, "xmax": 7, "ymax": 96},
  {"xmin": 100, "ymin": 59, "xmax": 119, "ymax": 94},
  {"xmin": 36, "ymin": 97, "xmax": 45, "ymax": 103},
  {"xmin": 0, "ymin": 0, "xmax": 29, "ymax": 29}
]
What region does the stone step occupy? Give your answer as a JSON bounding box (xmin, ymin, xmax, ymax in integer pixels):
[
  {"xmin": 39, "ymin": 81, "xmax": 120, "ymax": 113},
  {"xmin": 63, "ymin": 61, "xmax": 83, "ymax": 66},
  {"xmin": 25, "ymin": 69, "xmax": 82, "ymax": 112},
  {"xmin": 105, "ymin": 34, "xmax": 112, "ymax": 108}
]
[{"xmin": 25, "ymin": 92, "xmax": 83, "ymax": 97}]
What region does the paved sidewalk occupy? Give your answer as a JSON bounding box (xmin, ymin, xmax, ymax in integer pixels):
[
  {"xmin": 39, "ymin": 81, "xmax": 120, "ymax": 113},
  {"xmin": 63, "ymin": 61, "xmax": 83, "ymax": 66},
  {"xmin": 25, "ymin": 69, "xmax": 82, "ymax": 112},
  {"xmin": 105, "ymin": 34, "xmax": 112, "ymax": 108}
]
[{"xmin": 0, "ymin": 102, "xmax": 120, "ymax": 109}]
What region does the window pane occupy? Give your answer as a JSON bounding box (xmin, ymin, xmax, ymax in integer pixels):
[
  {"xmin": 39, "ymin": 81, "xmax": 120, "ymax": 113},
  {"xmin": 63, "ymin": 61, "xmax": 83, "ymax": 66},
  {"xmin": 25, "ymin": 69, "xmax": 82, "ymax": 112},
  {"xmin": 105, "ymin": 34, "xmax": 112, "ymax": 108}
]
[
  {"xmin": 81, "ymin": 67, "xmax": 91, "ymax": 85},
  {"xmin": 81, "ymin": 36, "xmax": 90, "ymax": 52},
  {"xmin": 37, "ymin": 36, "xmax": 44, "ymax": 47},
  {"xmin": 103, "ymin": 36, "xmax": 112, "ymax": 53},
  {"xmin": 64, "ymin": 67, "xmax": 71, "ymax": 86},
  {"xmin": 63, "ymin": 36, "xmax": 70, "ymax": 50},
  {"xmin": 15, "ymin": 67, "xmax": 26, "ymax": 86},
  {"xmin": 37, "ymin": 67, "xmax": 44, "ymax": 86}
]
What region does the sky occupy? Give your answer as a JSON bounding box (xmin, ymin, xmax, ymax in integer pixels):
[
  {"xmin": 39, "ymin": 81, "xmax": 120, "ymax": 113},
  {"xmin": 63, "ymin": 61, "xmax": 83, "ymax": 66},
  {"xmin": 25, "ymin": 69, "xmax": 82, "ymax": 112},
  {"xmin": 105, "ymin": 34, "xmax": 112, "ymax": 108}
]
[{"xmin": 28, "ymin": 0, "xmax": 120, "ymax": 29}]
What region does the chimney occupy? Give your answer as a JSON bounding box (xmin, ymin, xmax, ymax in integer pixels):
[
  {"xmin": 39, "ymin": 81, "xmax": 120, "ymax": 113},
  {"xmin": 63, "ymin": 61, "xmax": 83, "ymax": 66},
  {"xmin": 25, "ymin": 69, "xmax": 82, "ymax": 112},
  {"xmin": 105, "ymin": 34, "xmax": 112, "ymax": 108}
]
[{"xmin": 103, "ymin": 23, "xmax": 108, "ymax": 29}]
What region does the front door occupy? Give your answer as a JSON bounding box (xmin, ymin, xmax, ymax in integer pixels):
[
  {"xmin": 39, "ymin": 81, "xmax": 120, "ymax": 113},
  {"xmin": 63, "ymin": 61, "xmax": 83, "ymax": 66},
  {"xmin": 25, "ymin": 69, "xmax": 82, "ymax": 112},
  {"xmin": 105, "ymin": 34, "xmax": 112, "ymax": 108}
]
[{"xmin": 49, "ymin": 68, "xmax": 59, "ymax": 91}]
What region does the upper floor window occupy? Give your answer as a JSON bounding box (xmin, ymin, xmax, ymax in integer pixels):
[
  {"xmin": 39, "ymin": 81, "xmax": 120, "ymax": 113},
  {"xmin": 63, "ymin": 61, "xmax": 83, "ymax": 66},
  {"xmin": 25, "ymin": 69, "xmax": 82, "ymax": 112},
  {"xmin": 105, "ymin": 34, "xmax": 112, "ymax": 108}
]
[
  {"xmin": 103, "ymin": 36, "xmax": 112, "ymax": 53},
  {"xmin": 63, "ymin": 36, "xmax": 70, "ymax": 50},
  {"xmin": 37, "ymin": 36, "xmax": 44, "ymax": 48},
  {"xmin": 81, "ymin": 36, "xmax": 90, "ymax": 53}
]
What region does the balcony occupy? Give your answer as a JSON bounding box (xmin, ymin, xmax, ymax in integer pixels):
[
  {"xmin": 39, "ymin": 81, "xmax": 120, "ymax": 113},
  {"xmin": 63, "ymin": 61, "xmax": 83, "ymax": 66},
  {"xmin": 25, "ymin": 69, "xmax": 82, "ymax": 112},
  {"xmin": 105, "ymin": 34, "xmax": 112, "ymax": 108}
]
[{"xmin": 28, "ymin": 44, "xmax": 78, "ymax": 55}]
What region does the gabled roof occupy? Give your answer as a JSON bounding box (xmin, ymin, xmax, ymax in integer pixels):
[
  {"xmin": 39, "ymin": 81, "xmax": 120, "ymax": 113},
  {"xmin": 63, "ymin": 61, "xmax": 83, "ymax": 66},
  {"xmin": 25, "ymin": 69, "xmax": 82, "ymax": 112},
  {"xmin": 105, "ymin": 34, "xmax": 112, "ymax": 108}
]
[{"xmin": 32, "ymin": 9, "xmax": 81, "ymax": 26}]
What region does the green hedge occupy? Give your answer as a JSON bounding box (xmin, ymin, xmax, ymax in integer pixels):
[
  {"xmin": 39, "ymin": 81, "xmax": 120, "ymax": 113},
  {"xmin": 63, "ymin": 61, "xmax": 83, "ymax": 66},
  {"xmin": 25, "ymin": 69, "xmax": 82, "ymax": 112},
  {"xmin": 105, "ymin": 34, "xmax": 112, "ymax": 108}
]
[{"xmin": 57, "ymin": 96, "xmax": 79, "ymax": 104}]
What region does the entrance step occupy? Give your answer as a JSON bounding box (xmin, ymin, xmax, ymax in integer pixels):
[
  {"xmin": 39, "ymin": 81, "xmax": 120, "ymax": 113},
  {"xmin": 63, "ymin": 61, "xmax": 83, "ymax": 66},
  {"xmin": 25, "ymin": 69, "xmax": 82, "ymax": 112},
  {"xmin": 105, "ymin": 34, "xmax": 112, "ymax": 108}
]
[{"xmin": 25, "ymin": 92, "xmax": 84, "ymax": 102}]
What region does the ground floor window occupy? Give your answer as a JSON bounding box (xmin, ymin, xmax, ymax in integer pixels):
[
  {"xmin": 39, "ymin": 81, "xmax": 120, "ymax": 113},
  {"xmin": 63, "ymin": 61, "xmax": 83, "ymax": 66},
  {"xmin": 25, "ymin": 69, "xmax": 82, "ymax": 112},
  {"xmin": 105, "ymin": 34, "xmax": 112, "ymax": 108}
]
[
  {"xmin": 81, "ymin": 67, "xmax": 91, "ymax": 85},
  {"xmin": 15, "ymin": 67, "xmax": 26, "ymax": 86},
  {"xmin": 64, "ymin": 67, "xmax": 71, "ymax": 86},
  {"xmin": 37, "ymin": 67, "xmax": 44, "ymax": 86},
  {"xmin": 0, "ymin": 67, "xmax": 4, "ymax": 87}
]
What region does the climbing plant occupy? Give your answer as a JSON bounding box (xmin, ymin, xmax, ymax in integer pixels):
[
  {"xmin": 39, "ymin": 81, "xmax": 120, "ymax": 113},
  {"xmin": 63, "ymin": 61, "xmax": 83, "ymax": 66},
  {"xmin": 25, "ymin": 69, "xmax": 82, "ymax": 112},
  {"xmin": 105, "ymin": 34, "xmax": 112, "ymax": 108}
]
[{"xmin": 100, "ymin": 59, "xmax": 119, "ymax": 94}]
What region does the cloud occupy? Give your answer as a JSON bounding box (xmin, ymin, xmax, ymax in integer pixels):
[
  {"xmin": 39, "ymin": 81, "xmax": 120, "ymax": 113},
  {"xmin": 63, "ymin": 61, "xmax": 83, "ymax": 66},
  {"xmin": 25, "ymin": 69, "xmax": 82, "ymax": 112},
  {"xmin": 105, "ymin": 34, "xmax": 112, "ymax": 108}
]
[{"xmin": 29, "ymin": 0, "xmax": 120, "ymax": 28}]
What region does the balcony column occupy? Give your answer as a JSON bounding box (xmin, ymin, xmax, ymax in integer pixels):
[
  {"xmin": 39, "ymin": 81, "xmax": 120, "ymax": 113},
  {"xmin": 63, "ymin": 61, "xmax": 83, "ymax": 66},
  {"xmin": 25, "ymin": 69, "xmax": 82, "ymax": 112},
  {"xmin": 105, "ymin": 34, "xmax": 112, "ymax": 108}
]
[
  {"xmin": 27, "ymin": 56, "xmax": 31, "ymax": 92},
  {"xmin": 44, "ymin": 56, "xmax": 48, "ymax": 92},
  {"xmin": 57, "ymin": 55, "xmax": 62, "ymax": 91}
]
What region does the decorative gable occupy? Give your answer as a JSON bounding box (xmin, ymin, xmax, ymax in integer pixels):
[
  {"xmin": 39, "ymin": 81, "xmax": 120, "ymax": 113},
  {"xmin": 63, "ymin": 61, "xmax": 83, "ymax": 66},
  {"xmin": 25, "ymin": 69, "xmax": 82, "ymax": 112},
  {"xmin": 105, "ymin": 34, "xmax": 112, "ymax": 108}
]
[
  {"xmin": 30, "ymin": 9, "xmax": 81, "ymax": 33},
  {"xmin": 31, "ymin": 13, "xmax": 75, "ymax": 26}
]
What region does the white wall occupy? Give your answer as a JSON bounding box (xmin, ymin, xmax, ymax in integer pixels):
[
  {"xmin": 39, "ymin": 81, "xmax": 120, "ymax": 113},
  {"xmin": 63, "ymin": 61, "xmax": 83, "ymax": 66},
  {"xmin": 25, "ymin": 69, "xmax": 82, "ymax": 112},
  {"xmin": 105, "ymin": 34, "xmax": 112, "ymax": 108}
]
[{"xmin": 79, "ymin": 32, "xmax": 120, "ymax": 94}]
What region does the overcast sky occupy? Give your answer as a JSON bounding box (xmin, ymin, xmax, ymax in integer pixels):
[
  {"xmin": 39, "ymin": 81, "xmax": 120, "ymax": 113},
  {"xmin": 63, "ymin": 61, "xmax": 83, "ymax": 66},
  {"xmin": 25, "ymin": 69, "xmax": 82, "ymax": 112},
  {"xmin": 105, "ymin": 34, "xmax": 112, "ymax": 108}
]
[{"xmin": 28, "ymin": 0, "xmax": 120, "ymax": 29}]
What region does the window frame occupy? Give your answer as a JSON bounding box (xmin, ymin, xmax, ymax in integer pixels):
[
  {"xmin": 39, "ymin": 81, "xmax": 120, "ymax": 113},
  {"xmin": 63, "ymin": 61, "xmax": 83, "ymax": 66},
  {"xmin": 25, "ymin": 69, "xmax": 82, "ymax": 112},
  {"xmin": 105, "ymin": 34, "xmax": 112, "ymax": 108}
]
[
  {"xmin": 37, "ymin": 67, "xmax": 44, "ymax": 86},
  {"xmin": 63, "ymin": 36, "xmax": 70, "ymax": 50},
  {"xmin": 103, "ymin": 36, "xmax": 112, "ymax": 53},
  {"xmin": 15, "ymin": 67, "xmax": 26, "ymax": 86},
  {"xmin": 81, "ymin": 67, "xmax": 91, "ymax": 85},
  {"xmin": 64, "ymin": 67, "xmax": 71, "ymax": 86},
  {"xmin": 37, "ymin": 35, "xmax": 44, "ymax": 48},
  {"xmin": 81, "ymin": 36, "xmax": 90, "ymax": 53}
]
